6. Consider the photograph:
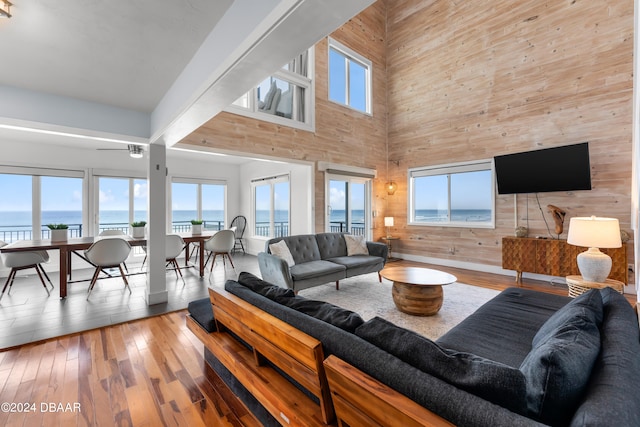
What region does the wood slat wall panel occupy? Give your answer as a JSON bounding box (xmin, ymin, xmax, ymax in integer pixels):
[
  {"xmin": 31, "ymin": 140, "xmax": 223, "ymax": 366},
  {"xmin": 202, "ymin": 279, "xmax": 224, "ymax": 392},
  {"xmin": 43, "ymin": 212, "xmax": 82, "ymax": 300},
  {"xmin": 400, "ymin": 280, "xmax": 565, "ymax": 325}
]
[{"xmin": 385, "ymin": 0, "xmax": 634, "ymax": 278}]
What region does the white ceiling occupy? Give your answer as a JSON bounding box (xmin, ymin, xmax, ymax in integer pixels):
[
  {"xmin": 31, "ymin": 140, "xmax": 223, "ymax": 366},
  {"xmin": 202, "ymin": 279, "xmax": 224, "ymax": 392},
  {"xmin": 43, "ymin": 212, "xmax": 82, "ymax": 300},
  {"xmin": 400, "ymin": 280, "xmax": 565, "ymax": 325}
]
[
  {"xmin": 0, "ymin": 0, "xmax": 232, "ymax": 113},
  {"xmin": 0, "ymin": 0, "xmax": 375, "ymax": 158}
]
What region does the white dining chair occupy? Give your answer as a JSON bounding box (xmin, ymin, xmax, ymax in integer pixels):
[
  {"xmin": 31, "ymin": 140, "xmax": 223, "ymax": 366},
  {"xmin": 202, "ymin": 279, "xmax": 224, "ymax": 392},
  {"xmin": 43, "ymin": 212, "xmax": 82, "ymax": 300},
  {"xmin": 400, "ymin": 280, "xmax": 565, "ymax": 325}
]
[
  {"xmin": 99, "ymin": 229, "xmax": 129, "ymax": 273},
  {"xmin": 165, "ymin": 234, "xmax": 186, "ymax": 280},
  {"xmin": 0, "ymin": 240, "xmax": 53, "ymax": 301},
  {"xmin": 84, "ymin": 237, "xmax": 132, "ymax": 300},
  {"xmin": 203, "ymin": 229, "xmax": 236, "ymax": 272}
]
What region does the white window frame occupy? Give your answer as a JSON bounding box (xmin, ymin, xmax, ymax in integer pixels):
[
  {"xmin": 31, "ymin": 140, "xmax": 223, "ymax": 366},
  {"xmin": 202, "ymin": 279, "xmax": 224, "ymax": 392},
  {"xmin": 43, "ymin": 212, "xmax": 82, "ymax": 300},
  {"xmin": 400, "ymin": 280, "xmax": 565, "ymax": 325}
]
[
  {"xmin": 170, "ymin": 177, "xmax": 228, "ymax": 232},
  {"xmin": 408, "ymin": 160, "xmax": 495, "ymax": 228},
  {"xmin": 226, "ymin": 48, "xmax": 315, "ymax": 132},
  {"xmin": 0, "ymin": 165, "xmax": 86, "ymax": 241},
  {"xmin": 251, "ymin": 174, "xmax": 290, "ymax": 239},
  {"xmin": 328, "ymin": 37, "xmax": 373, "ymax": 115}
]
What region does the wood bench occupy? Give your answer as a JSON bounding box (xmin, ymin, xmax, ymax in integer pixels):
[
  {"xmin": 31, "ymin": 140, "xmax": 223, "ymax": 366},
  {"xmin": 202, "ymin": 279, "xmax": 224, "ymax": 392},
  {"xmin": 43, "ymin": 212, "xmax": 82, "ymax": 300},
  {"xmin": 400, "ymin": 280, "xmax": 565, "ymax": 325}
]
[{"xmin": 186, "ymin": 287, "xmax": 334, "ymax": 426}]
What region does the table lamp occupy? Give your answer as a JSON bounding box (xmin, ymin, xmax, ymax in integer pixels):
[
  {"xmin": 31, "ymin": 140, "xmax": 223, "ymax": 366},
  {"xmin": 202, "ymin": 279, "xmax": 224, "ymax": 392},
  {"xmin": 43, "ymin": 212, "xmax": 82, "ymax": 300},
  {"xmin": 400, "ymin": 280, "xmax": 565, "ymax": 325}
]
[
  {"xmin": 567, "ymin": 216, "xmax": 622, "ymax": 282},
  {"xmin": 384, "ymin": 217, "xmax": 394, "ymax": 238}
]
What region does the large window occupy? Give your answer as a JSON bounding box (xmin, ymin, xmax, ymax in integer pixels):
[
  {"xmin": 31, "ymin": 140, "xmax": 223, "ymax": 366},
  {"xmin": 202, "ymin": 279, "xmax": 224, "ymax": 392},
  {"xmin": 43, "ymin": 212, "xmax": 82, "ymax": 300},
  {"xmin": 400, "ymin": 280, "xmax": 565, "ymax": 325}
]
[
  {"xmin": 96, "ymin": 176, "xmax": 147, "ymax": 234},
  {"xmin": 328, "ymin": 38, "xmax": 372, "ymax": 114},
  {"xmin": 0, "ymin": 167, "xmax": 84, "ymax": 242},
  {"xmin": 229, "ymin": 50, "xmax": 313, "ymax": 130},
  {"xmin": 409, "ymin": 160, "xmax": 494, "ymax": 227},
  {"xmin": 253, "ymin": 175, "xmax": 290, "ymax": 238},
  {"xmin": 171, "ymin": 179, "xmax": 226, "ymax": 232}
]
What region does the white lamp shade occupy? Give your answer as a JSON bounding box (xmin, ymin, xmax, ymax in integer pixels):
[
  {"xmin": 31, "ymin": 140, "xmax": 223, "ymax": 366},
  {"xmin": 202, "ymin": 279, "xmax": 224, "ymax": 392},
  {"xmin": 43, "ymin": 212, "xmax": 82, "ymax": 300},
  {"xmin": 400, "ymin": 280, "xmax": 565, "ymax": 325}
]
[
  {"xmin": 567, "ymin": 216, "xmax": 621, "ymax": 248},
  {"xmin": 384, "ymin": 217, "xmax": 394, "ymax": 227}
]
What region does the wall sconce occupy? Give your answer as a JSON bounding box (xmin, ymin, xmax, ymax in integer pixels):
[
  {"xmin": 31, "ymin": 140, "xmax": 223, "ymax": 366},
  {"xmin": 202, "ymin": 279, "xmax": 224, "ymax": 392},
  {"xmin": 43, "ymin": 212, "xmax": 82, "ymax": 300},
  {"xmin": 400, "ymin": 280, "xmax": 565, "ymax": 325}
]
[
  {"xmin": 386, "ymin": 181, "xmax": 397, "ymax": 195},
  {"xmin": 0, "ymin": 1, "xmax": 12, "ymax": 18}
]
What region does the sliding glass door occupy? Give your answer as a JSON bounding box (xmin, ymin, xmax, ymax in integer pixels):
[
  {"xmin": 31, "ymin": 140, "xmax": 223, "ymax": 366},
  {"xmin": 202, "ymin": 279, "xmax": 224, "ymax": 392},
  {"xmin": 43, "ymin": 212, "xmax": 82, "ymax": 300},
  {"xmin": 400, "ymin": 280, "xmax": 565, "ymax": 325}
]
[{"xmin": 326, "ymin": 175, "xmax": 370, "ymax": 238}]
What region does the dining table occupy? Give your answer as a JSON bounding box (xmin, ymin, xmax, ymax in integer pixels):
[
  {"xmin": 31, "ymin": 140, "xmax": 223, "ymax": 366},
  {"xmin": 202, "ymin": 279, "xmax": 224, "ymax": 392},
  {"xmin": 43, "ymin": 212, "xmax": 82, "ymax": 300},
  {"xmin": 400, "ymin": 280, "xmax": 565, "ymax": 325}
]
[{"xmin": 0, "ymin": 231, "xmax": 217, "ymax": 298}]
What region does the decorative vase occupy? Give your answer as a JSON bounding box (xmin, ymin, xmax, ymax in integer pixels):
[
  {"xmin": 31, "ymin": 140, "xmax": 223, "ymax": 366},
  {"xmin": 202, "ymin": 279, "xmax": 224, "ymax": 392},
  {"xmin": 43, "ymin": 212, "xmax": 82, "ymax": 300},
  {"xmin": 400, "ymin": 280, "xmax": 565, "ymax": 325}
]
[
  {"xmin": 191, "ymin": 224, "xmax": 202, "ymax": 235},
  {"xmin": 132, "ymin": 226, "xmax": 145, "ymax": 238},
  {"xmin": 51, "ymin": 229, "xmax": 68, "ymax": 242}
]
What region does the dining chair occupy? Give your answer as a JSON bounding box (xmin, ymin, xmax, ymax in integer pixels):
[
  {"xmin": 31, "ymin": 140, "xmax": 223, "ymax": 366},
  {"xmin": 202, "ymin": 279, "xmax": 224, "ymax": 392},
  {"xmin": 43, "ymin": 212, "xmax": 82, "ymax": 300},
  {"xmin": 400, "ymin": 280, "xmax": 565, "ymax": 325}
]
[
  {"xmin": 0, "ymin": 240, "xmax": 53, "ymax": 301},
  {"xmin": 230, "ymin": 215, "xmax": 247, "ymax": 253},
  {"xmin": 84, "ymin": 237, "xmax": 132, "ymax": 300},
  {"xmin": 165, "ymin": 234, "xmax": 186, "ymax": 280},
  {"xmin": 203, "ymin": 229, "xmax": 236, "ymax": 271},
  {"xmin": 99, "ymin": 229, "xmax": 130, "ymax": 273}
]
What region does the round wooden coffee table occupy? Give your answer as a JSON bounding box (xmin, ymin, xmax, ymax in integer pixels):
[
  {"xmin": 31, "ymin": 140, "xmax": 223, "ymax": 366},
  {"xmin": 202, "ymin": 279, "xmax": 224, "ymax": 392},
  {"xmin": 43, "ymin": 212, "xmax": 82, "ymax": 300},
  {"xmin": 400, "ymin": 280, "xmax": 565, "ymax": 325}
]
[{"xmin": 381, "ymin": 267, "xmax": 457, "ymax": 316}]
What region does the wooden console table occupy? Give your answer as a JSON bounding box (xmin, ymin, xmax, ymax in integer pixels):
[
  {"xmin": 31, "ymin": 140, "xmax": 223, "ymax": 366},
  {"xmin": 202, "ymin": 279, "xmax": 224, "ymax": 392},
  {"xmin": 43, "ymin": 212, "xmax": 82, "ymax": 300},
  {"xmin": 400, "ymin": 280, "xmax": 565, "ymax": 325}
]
[{"xmin": 502, "ymin": 237, "xmax": 627, "ymax": 284}]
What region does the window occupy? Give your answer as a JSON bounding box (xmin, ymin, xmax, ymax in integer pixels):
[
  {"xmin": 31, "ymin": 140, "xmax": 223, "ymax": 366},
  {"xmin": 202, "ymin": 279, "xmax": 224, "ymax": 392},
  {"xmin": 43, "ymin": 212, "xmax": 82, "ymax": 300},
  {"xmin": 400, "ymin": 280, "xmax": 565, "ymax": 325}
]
[
  {"xmin": 0, "ymin": 167, "xmax": 84, "ymax": 242},
  {"xmin": 253, "ymin": 175, "xmax": 290, "ymax": 238},
  {"xmin": 171, "ymin": 179, "xmax": 226, "ymax": 232},
  {"xmin": 328, "ymin": 38, "xmax": 372, "ymax": 114},
  {"xmin": 229, "ymin": 50, "xmax": 313, "ymax": 130},
  {"xmin": 96, "ymin": 176, "xmax": 147, "ymax": 234},
  {"xmin": 409, "ymin": 160, "xmax": 494, "ymax": 227}
]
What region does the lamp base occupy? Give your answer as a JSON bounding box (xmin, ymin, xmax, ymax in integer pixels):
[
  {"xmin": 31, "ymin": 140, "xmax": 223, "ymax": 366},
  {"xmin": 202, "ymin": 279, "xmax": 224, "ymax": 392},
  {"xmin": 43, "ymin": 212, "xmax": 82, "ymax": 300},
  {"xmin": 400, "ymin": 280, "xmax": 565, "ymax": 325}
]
[{"xmin": 576, "ymin": 247, "xmax": 612, "ymax": 283}]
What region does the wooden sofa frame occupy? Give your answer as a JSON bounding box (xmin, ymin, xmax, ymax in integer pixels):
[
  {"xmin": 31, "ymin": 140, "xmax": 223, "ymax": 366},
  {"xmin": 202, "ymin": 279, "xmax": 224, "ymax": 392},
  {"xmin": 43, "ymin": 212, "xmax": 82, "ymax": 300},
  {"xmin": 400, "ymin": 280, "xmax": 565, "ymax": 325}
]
[
  {"xmin": 186, "ymin": 287, "xmax": 334, "ymax": 426},
  {"xmin": 323, "ymin": 355, "xmax": 453, "ymax": 427}
]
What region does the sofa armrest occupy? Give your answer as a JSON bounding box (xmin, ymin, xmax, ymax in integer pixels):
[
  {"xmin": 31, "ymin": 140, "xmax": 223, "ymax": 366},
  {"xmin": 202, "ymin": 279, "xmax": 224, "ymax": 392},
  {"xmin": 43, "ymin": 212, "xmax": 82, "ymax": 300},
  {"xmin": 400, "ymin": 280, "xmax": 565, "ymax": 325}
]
[
  {"xmin": 367, "ymin": 241, "xmax": 388, "ymax": 262},
  {"xmin": 258, "ymin": 252, "xmax": 294, "ymax": 289}
]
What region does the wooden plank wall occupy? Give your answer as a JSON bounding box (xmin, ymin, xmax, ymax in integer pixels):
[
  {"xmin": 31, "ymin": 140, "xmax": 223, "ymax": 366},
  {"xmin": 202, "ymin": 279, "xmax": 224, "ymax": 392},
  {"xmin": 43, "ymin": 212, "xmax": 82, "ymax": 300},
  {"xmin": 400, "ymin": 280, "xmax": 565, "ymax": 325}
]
[
  {"xmin": 385, "ymin": 0, "xmax": 635, "ymax": 278},
  {"xmin": 180, "ymin": 0, "xmax": 634, "ymax": 281},
  {"xmin": 180, "ymin": 2, "xmax": 388, "ymax": 233}
]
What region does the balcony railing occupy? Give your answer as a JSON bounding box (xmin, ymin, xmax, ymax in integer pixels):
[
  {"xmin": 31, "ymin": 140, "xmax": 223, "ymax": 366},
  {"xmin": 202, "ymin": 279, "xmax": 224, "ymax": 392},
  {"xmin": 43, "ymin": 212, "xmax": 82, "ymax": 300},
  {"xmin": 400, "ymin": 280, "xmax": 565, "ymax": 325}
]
[
  {"xmin": 0, "ymin": 220, "xmax": 226, "ymax": 243},
  {"xmin": 255, "ymin": 222, "xmax": 289, "ymax": 238},
  {"xmin": 329, "ymin": 222, "xmax": 365, "ymax": 236}
]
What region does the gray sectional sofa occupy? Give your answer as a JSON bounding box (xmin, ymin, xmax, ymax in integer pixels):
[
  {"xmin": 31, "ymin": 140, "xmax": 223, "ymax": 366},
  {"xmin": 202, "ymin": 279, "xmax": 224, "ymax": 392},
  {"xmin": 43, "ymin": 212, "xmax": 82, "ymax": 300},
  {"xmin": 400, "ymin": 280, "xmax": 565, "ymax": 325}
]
[
  {"xmin": 257, "ymin": 232, "xmax": 387, "ymax": 292},
  {"xmin": 189, "ymin": 272, "xmax": 640, "ymax": 426}
]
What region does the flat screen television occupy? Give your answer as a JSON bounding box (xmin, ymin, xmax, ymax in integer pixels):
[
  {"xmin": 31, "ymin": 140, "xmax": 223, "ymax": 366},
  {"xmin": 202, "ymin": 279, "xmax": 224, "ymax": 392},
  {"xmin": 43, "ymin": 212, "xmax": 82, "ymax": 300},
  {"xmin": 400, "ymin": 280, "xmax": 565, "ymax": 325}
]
[{"xmin": 494, "ymin": 142, "xmax": 591, "ymax": 194}]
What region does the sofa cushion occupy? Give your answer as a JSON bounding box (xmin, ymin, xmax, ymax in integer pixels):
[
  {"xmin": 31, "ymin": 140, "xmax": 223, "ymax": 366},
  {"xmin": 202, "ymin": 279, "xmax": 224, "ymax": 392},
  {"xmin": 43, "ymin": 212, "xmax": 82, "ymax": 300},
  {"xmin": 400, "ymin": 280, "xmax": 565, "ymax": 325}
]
[
  {"xmin": 356, "ymin": 316, "xmax": 527, "ymax": 414},
  {"xmin": 315, "ymin": 232, "xmax": 348, "ymax": 259},
  {"xmin": 268, "ymin": 240, "xmax": 295, "ymax": 267},
  {"xmin": 519, "ymin": 290, "xmax": 603, "ymax": 426},
  {"xmin": 325, "ymin": 255, "xmax": 382, "ymax": 269},
  {"xmin": 187, "ymin": 298, "xmax": 215, "ymax": 332},
  {"xmin": 289, "ymin": 260, "xmax": 346, "ymax": 281},
  {"xmin": 437, "ymin": 287, "xmax": 571, "ymax": 367},
  {"xmin": 237, "ymin": 271, "xmax": 295, "ymax": 299},
  {"xmin": 277, "ymin": 235, "xmax": 322, "ymax": 264},
  {"xmin": 280, "ymin": 296, "xmax": 364, "ymax": 333},
  {"xmin": 570, "ymin": 287, "xmax": 640, "ymax": 426},
  {"xmin": 344, "ymin": 234, "xmax": 369, "ymax": 256}
]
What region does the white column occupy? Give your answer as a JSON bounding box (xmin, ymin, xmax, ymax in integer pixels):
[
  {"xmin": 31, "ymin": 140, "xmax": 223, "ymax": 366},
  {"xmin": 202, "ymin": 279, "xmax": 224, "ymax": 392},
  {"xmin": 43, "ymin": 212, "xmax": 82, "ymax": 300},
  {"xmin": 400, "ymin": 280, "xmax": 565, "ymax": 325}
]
[{"xmin": 146, "ymin": 142, "xmax": 168, "ymax": 305}]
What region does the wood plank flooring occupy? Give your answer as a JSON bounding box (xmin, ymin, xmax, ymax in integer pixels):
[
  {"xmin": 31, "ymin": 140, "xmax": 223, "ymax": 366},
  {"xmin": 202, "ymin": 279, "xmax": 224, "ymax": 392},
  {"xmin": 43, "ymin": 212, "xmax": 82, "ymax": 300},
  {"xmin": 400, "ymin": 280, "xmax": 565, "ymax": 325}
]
[{"xmin": 0, "ymin": 258, "xmax": 635, "ymax": 426}]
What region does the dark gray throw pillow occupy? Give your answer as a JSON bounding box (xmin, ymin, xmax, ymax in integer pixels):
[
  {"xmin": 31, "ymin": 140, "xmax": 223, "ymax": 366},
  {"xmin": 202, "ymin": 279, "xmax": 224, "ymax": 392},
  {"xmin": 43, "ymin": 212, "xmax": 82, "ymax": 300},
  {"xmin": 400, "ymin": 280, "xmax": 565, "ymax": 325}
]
[
  {"xmin": 355, "ymin": 316, "xmax": 528, "ymax": 414},
  {"xmin": 237, "ymin": 271, "xmax": 295, "ymax": 300},
  {"xmin": 519, "ymin": 290, "xmax": 603, "ymax": 426},
  {"xmin": 280, "ymin": 296, "xmax": 364, "ymax": 333}
]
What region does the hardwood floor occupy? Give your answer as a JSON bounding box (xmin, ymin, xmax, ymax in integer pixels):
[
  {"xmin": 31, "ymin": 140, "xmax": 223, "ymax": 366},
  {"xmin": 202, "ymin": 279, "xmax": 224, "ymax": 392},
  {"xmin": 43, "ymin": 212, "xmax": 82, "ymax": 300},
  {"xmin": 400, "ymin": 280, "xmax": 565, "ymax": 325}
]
[{"xmin": 0, "ymin": 258, "xmax": 635, "ymax": 426}]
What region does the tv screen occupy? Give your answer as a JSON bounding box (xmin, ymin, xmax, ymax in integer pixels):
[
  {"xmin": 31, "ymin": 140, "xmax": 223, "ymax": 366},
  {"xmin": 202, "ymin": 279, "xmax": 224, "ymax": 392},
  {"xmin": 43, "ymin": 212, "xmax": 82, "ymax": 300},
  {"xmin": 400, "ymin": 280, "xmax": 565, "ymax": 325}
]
[{"xmin": 494, "ymin": 143, "xmax": 591, "ymax": 194}]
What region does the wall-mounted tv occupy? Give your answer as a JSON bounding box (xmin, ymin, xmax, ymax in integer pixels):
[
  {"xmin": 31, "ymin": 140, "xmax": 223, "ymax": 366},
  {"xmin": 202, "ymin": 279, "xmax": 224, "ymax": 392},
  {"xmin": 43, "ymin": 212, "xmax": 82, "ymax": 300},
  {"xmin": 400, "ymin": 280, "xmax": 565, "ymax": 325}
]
[{"xmin": 494, "ymin": 142, "xmax": 592, "ymax": 194}]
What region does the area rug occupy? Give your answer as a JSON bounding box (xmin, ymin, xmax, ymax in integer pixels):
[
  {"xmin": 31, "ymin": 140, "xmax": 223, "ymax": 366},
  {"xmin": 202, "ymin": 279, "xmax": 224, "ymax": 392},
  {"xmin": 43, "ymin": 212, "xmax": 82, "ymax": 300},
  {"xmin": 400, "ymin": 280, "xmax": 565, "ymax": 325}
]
[{"xmin": 298, "ymin": 273, "xmax": 500, "ymax": 340}]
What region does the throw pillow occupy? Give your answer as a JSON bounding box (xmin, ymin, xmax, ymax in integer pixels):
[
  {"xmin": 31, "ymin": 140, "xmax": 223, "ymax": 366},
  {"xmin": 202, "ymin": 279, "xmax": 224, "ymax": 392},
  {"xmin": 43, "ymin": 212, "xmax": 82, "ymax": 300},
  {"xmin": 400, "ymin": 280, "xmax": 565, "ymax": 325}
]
[
  {"xmin": 344, "ymin": 234, "xmax": 368, "ymax": 256},
  {"xmin": 355, "ymin": 316, "xmax": 528, "ymax": 414},
  {"xmin": 269, "ymin": 240, "xmax": 295, "ymax": 267},
  {"xmin": 519, "ymin": 290, "xmax": 603, "ymax": 426},
  {"xmin": 237, "ymin": 271, "xmax": 295, "ymax": 300},
  {"xmin": 281, "ymin": 296, "xmax": 365, "ymax": 333}
]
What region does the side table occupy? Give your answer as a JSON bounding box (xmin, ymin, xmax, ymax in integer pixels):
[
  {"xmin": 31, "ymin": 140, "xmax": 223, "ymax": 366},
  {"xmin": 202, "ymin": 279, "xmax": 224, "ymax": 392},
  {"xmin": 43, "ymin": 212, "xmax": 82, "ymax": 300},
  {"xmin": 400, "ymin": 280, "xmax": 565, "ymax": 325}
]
[
  {"xmin": 380, "ymin": 236, "xmax": 400, "ymax": 262},
  {"xmin": 565, "ymin": 275, "xmax": 624, "ymax": 298}
]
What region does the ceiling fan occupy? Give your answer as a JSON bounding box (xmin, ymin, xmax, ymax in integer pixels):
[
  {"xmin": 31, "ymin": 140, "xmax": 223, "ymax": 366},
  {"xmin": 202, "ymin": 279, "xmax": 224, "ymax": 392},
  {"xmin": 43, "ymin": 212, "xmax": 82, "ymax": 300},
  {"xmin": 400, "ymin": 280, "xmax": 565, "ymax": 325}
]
[{"xmin": 97, "ymin": 144, "xmax": 145, "ymax": 158}]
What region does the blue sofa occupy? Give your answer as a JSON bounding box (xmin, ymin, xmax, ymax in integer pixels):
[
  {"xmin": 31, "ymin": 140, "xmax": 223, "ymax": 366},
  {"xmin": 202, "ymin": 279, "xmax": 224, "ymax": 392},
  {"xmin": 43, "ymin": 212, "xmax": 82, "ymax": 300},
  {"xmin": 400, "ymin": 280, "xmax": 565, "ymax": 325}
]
[{"xmin": 189, "ymin": 273, "xmax": 640, "ymax": 426}]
